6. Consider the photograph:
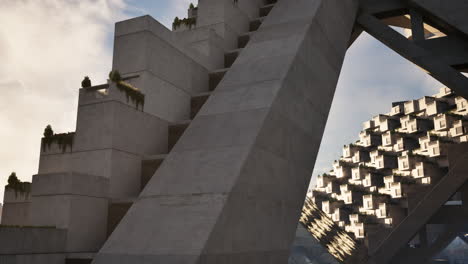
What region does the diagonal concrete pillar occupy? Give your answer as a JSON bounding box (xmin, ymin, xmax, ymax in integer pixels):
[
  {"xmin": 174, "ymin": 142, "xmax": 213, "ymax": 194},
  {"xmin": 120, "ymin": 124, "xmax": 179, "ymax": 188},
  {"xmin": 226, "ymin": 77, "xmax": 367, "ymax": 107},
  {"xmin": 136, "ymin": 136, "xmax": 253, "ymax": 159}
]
[{"xmin": 93, "ymin": 0, "xmax": 358, "ymax": 263}]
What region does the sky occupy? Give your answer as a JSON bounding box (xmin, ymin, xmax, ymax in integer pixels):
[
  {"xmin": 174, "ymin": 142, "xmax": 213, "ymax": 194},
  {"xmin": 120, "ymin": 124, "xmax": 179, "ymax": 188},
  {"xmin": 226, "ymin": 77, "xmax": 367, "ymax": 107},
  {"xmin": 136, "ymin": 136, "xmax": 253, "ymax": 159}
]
[{"xmin": 0, "ymin": 0, "xmax": 442, "ymax": 201}]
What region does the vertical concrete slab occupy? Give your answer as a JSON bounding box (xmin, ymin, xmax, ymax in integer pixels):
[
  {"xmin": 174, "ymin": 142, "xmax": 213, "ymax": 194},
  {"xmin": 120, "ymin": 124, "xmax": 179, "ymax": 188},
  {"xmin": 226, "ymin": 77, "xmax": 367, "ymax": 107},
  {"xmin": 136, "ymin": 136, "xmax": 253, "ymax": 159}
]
[{"xmin": 93, "ymin": 0, "xmax": 358, "ymax": 263}]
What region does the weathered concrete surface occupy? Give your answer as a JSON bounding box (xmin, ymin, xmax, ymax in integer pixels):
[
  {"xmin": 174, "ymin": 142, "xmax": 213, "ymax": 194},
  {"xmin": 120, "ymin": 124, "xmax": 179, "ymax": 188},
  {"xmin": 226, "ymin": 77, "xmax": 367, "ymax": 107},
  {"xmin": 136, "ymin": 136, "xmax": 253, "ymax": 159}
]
[
  {"xmin": 0, "ymin": 227, "xmax": 66, "ymax": 254},
  {"xmin": 0, "ymin": 254, "xmax": 65, "ymax": 264},
  {"xmin": 197, "ymin": 0, "xmax": 252, "ymax": 50},
  {"xmin": 113, "ymin": 16, "xmax": 210, "ymax": 122},
  {"xmin": 29, "ymin": 172, "xmax": 109, "ymax": 253},
  {"xmin": 73, "ymin": 86, "xmax": 169, "ymax": 199},
  {"xmin": 1, "ymin": 189, "xmax": 30, "ymax": 226},
  {"xmin": 92, "ymin": 0, "xmax": 359, "ymax": 263}
]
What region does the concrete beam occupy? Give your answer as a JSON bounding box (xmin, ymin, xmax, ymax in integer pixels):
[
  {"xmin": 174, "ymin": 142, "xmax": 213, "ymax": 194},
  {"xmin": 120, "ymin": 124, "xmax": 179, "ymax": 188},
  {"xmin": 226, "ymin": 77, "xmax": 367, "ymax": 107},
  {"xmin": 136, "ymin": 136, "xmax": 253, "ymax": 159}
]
[
  {"xmin": 357, "ymin": 13, "xmax": 468, "ymax": 99},
  {"xmin": 409, "ymin": 9, "xmax": 425, "ymax": 42},
  {"xmin": 417, "ymin": 36, "xmax": 468, "ymax": 67},
  {"xmin": 359, "ymin": 0, "xmax": 408, "ymax": 18},
  {"xmin": 409, "ymin": 0, "xmax": 468, "ymax": 37}
]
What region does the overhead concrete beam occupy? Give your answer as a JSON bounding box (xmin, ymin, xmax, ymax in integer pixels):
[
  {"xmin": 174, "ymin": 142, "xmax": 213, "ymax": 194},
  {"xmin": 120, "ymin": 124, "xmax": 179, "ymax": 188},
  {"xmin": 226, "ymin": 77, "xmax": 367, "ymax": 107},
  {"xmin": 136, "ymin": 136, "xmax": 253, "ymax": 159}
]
[
  {"xmin": 416, "ymin": 36, "xmax": 468, "ymax": 67},
  {"xmin": 357, "ymin": 13, "xmax": 468, "ymax": 99},
  {"xmin": 409, "ymin": 0, "xmax": 468, "ymax": 37},
  {"xmin": 359, "ymin": 0, "xmax": 408, "ymax": 18}
]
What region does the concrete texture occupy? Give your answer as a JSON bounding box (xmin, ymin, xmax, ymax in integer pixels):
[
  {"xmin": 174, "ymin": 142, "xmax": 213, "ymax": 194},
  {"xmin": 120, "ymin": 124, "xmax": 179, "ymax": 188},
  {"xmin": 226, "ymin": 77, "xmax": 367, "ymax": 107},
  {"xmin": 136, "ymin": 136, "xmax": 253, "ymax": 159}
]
[
  {"xmin": 29, "ymin": 173, "xmax": 109, "ymax": 253},
  {"xmin": 40, "ymin": 82, "xmax": 169, "ymax": 199},
  {"xmin": 92, "ymin": 0, "xmax": 359, "ymax": 263},
  {"xmin": 0, "ymin": 227, "xmax": 66, "ymax": 254},
  {"xmin": 113, "ymin": 16, "xmax": 209, "ymax": 122},
  {"xmin": 0, "ymin": 254, "xmax": 65, "ymax": 264},
  {"xmin": 1, "ymin": 189, "xmax": 31, "ymax": 226},
  {"xmin": 73, "ymin": 94, "xmax": 168, "ymax": 199},
  {"xmin": 197, "ymin": 0, "xmax": 251, "ymax": 50}
]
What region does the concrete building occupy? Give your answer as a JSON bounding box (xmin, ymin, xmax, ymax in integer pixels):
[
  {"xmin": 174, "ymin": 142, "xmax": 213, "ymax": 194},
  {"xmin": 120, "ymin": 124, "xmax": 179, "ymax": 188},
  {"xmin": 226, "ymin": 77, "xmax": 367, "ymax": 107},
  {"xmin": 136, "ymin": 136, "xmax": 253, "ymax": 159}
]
[
  {"xmin": 303, "ymin": 87, "xmax": 468, "ymax": 264},
  {"xmin": 2, "ymin": 0, "xmax": 343, "ymax": 263},
  {"xmin": 1, "ymin": 0, "xmax": 468, "ymax": 263}
]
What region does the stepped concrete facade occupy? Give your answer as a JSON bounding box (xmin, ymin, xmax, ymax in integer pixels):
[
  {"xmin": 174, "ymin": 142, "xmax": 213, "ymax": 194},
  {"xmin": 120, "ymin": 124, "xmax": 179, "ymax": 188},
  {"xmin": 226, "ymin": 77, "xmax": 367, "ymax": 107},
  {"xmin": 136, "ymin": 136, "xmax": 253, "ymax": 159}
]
[{"xmin": 1, "ymin": 0, "xmax": 468, "ymax": 263}]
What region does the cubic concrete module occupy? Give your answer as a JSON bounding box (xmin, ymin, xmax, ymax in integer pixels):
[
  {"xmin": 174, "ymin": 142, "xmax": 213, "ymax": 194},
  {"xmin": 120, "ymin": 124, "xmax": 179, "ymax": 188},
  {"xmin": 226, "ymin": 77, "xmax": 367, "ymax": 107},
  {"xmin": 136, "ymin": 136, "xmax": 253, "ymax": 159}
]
[
  {"xmin": 1, "ymin": 0, "xmax": 468, "ymax": 263},
  {"xmin": 302, "ymin": 87, "xmax": 468, "ymax": 263}
]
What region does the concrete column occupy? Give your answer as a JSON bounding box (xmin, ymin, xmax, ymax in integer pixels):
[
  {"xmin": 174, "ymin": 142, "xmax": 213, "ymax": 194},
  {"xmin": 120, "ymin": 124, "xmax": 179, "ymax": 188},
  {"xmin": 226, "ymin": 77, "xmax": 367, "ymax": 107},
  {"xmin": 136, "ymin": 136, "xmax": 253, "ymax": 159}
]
[{"xmin": 93, "ymin": 0, "xmax": 358, "ymax": 263}]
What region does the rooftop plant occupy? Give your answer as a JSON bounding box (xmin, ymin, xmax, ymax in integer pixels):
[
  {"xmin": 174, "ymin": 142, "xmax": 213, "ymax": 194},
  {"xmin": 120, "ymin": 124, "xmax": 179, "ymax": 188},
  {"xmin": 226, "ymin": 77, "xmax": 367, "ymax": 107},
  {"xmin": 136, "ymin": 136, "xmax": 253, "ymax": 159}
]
[
  {"xmin": 173, "ymin": 17, "xmax": 180, "ymax": 28},
  {"xmin": 6, "ymin": 172, "xmax": 31, "ymax": 196},
  {"xmin": 173, "ymin": 17, "xmax": 197, "ymax": 30},
  {"xmin": 42, "ymin": 125, "xmax": 75, "ymax": 153},
  {"xmin": 81, "ymin": 76, "xmax": 92, "ymax": 88},
  {"xmin": 109, "ymin": 70, "xmax": 145, "ymax": 110},
  {"xmin": 43, "ymin": 125, "xmax": 53, "ymax": 138}
]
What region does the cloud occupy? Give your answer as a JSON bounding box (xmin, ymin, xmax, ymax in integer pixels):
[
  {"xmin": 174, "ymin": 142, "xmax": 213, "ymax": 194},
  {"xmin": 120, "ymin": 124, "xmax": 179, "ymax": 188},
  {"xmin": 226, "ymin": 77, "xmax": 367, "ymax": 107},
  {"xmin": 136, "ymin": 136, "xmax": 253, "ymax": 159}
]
[
  {"xmin": 310, "ymin": 32, "xmax": 443, "ymax": 187},
  {"xmin": 0, "ymin": 0, "xmax": 129, "ymax": 200}
]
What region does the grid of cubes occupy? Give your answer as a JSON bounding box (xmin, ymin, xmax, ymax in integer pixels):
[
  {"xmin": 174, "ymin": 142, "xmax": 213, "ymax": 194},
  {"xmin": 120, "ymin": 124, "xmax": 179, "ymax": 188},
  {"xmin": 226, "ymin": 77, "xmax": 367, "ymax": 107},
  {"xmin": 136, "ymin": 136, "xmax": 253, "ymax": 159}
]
[{"xmin": 306, "ymin": 87, "xmax": 468, "ymax": 246}]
